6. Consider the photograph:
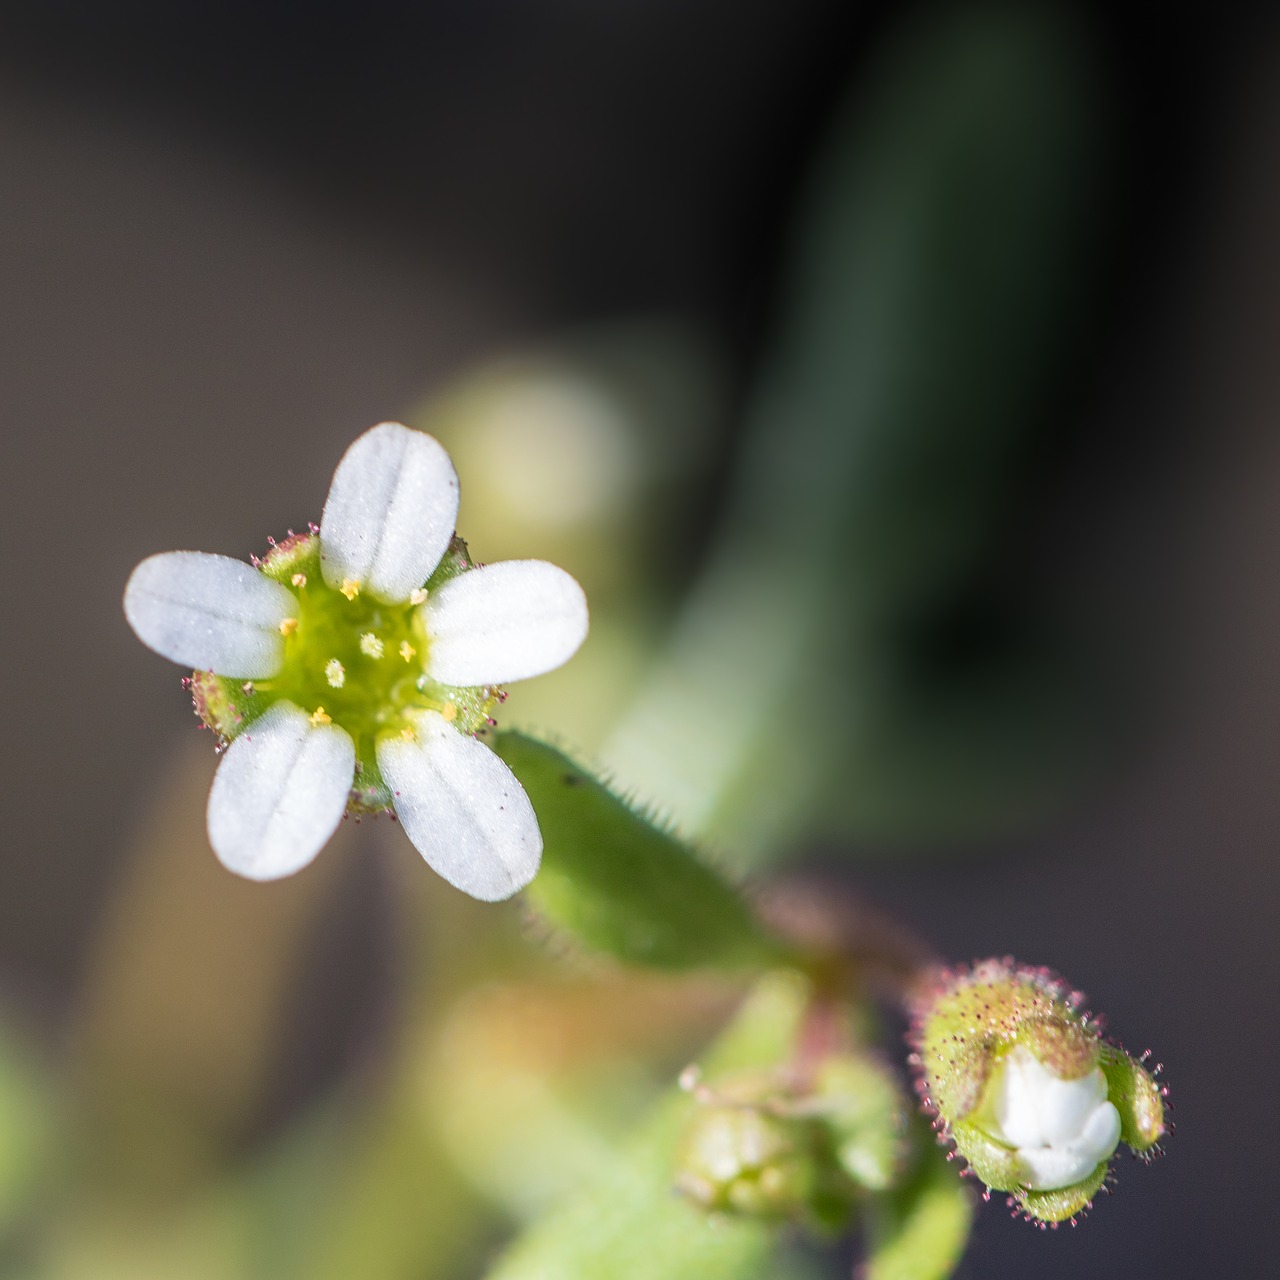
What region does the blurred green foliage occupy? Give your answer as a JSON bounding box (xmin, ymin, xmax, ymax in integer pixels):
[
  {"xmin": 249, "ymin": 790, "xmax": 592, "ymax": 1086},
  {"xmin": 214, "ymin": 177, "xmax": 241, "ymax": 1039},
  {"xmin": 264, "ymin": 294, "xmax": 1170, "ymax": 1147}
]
[
  {"xmin": 863, "ymin": 1117, "xmax": 973, "ymax": 1280},
  {"xmin": 605, "ymin": 2, "xmax": 1109, "ymax": 861},
  {"xmin": 486, "ymin": 974, "xmax": 806, "ymax": 1280}
]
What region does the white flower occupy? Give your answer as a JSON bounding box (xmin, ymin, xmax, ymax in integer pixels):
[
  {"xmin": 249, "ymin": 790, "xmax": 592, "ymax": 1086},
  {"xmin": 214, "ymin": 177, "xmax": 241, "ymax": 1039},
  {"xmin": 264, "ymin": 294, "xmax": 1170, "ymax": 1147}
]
[
  {"xmin": 124, "ymin": 422, "xmax": 588, "ymax": 900},
  {"xmin": 977, "ymin": 1045, "xmax": 1122, "ymax": 1191}
]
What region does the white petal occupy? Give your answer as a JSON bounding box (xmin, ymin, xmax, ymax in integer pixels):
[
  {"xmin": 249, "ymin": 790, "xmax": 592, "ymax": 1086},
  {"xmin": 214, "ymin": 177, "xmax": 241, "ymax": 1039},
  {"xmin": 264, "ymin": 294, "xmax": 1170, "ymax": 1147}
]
[
  {"xmin": 1037, "ymin": 1069, "xmax": 1110, "ymax": 1148},
  {"xmin": 990, "ymin": 1046, "xmax": 1103, "ymax": 1150},
  {"xmin": 377, "ymin": 712, "xmax": 541, "ymax": 901},
  {"xmin": 124, "ymin": 551, "xmax": 296, "ymax": 678},
  {"xmin": 207, "ymin": 702, "xmax": 355, "ymax": 881},
  {"xmin": 1016, "ymin": 1143, "xmax": 1102, "ymax": 1192},
  {"xmin": 423, "ymin": 560, "xmax": 588, "ymax": 686},
  {"xmin": 319, "ymin": 423, "xmax": 459, "ymax": 602},
  {"xmin": 1073, "ymin": 1100, "xmax": 1122, "ymax": 1167}
]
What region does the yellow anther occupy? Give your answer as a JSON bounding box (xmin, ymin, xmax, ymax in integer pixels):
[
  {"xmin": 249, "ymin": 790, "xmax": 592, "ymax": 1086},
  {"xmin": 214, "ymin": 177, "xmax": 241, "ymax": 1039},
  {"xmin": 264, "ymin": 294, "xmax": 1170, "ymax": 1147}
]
[
  {"xmin": 309, "ymin": 707, "xmax": 332, "ymax": 727},
  {"xmin": 325, "ymin": 659, "xmax": 345, "ymax": 688},
  {"xmin": 400, "ymin": 725, "xmax": 416, "ymax": 742},
  {"xmin": 360, "ymin": 632, "xmax": 385, "ymax": 659},
  {"xmin": 440, "ymin": 702, "xmax": 457, "ymax": 723},
  {"xmin": 399, "ymin": 640, "xmax": 416, "ymax": 662},
  {"xmin": 409, "ymin": 587, "xmax": 428, "ymax": 606},
  {"xmin": 279, "ymin": 617, "xmax": 299, "ymax": 637},
  {"xmin": 291, "ymin": 572, "xmax": 307, "ymax": 587},
  {"xmin": 340, "ymin": 578, "xmax": 361, "ymax": 601}
]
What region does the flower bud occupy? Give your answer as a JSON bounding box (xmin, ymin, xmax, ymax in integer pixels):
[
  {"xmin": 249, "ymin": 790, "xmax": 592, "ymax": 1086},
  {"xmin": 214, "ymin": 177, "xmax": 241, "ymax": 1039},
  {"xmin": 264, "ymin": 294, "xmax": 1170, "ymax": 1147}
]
[
  {"xmin": 909, "ymin": 958, "xmax": 1167, "ymax": 1224},
  {"xmin": 675, "ymin": 1051, "xmax": 910, "ymax": 1231},
  {"xmin": 675, "ymin": 1073, "xmax": 825, "ymax": 1223}
]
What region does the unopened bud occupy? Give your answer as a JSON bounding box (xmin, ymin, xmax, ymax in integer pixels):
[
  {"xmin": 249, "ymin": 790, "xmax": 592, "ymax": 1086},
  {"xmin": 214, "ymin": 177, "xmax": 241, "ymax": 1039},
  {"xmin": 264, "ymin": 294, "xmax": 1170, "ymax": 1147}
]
[
  {"xmin": 675, "ymin": 1071, "xmax": 827, "ymax": 1223},
  {"xmin": 675, "ymin": 1052, "xmax": 910, "ymax": 1231},
  {"xmin": 909, "ymin": 958, "xmax": 1167, "ymax": 1224}
]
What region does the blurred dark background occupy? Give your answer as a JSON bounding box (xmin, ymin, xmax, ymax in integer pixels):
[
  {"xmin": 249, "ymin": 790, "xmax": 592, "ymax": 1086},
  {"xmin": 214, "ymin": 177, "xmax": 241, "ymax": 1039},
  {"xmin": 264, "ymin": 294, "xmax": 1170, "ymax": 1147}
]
[{"xmin": 2, "ymin": 2, "xmax": 1277, "ymax": 1277}]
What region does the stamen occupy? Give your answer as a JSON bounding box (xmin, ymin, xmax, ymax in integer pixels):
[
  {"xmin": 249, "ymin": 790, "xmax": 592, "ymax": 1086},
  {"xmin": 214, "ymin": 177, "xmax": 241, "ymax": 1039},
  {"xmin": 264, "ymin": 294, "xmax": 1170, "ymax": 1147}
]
[
  {"xmin": 360, "ymin": 632, "xmax": 385, "ymax": 659},
  {"xmin": 325, "ymin": 659, "xmax": 346, "ymax": 688},
  {"xmin": 291, "ymin": 572, "xmax": 307, "ymax": 587},
  {"xmin": 399, "ymin": 641, "xmax": 416, "ymax": 661},
  {"xmin": 400, "ymin": 725, "xmax": 416, "ymax": 741},
  {"xmin": 279, "ymin": 617, "xmax": 299, "ymax": 637},
  {"xmin": 340, "ymin": 578, "xmax": 361, "ymax": 600},
  {"xmin": 309, "ymin": 707, "xmax": 332, "ymax": 726},
  {"xmin": 440, "ymin": 702, "xmax": 457, "ymax": 723},
  {"xmin": 241, "ymin": 682, "xmax": 255, "ymax": 695},
  {"xmin": 409, "ymin": 587, "xmax": 428, "ymax": 606}
]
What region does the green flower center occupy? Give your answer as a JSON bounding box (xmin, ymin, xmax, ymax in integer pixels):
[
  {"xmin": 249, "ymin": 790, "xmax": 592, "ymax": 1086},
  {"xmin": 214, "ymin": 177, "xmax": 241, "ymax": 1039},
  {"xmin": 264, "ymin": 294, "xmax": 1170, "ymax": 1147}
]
[
  {"xmin": 272, "ymin": 573, "xmax": 432, "ymax": 739},
  {"xmin": 189, "ymin": 531, "xmax": 497, "ymax": 814}
]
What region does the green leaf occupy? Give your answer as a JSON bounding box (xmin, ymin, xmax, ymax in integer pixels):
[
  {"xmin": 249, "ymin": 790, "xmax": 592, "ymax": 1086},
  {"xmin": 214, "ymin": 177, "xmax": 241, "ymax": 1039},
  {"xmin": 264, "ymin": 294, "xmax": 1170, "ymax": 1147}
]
[
  {"xmin": 863, "ymin": 1132, "xmax": 973, "ymax": 1280},
  {"xmin": 495, "ymin": 732, "xmax": 783, "ymax": 971},
  {"xmin": 485, "ymin": 973, "xmax": 810, "ymax": 1280}
]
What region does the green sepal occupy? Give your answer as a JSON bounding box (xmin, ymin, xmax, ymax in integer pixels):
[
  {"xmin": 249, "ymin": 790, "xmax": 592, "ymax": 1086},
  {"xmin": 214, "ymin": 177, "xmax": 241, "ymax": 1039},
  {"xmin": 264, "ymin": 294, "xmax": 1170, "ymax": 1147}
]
[
  {"xmin": 257, "ymin": 529, "xmax": 320, "ymax": 586},
  {"xmin": 1020, "ymin": 1015, "xmax": 1100, "ymax": 1079},
  {"xmin": 494, "ymin": 732, "xmax": 784, "ymax": 971},
  {"xmin": 927, "ymin": 1040, "xmax": 989, "ymax": 1126},
  {"xmin": 949, "ymin": 1119, "xmax": 1022, "ymax": 1192},
  {"xmin": 1014, "ymin": 1157, "xmax": 1108, "ymax": 1223},
  {"xmin": 1099, "ymin": 1045, "xmax": 1165, "ymax": 1152},
  {"xmin": 862, "ymin": 1123, "xmax": 973, "ymax": 1280},
  {"xmin": 189, "ymin": 667, "xmax": 265, "ymax": 740}
]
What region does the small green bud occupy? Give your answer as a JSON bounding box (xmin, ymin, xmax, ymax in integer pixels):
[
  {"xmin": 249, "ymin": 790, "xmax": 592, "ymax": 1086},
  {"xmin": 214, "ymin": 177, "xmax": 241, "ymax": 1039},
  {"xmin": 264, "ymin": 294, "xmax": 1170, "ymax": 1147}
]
[
  {"xmin": 909, "ymin": 958, "xmax": 1167, "ymax": 1224},
  {"xmin": 675, "ymin": 1071, "xmax": 825, "ymax": 1222},
  {"xmin": 675, "ymin": 1068, "xmax": 851, "ymax": 1230},
  {"xmin": 675, "ymin": 1049, "xmax": 911, "ymax": 1232}
]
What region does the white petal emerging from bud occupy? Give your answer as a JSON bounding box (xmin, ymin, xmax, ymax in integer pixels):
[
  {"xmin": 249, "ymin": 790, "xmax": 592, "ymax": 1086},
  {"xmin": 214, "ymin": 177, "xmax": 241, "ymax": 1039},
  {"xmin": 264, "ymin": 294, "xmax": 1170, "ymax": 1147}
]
[
  {"xmin": 422, "ymin": 560, "xmax": 589, "ymax": 687},
  {"xmin": 376, "ymin": 711, "xmax": 542, "ymax": 901},
  {"xmin": 124, "ymin": 551, "xmax": 298, "ymax": 679},
  {"xmin": 207, "ymin": 701, "xmax": 355, "ymax": 880},
  {"xmin": 319, "ymin": 422, "xmax": 459, "ymax": 603},
  {"xmin": 983, "ymin": 1046, "xmax": 1121, "ymax": 1191}
]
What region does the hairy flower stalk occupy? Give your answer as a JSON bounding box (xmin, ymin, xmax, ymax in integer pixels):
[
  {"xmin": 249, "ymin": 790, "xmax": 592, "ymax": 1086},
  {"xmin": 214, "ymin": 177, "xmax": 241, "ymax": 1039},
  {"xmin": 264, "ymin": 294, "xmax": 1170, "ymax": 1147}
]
[
  {"xmin": 909, "ymin": 958, "xmax": 1166, "ymax": 1224},
  {"xmin": 124, "ymin": 423, "xmax": 588, "ymax": 899}
]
